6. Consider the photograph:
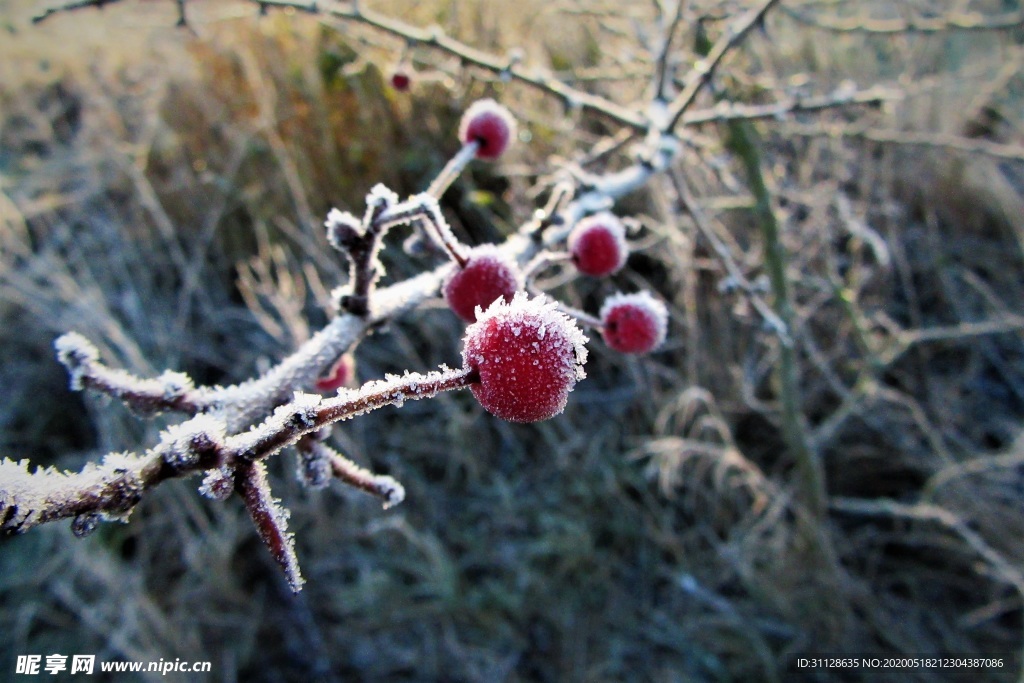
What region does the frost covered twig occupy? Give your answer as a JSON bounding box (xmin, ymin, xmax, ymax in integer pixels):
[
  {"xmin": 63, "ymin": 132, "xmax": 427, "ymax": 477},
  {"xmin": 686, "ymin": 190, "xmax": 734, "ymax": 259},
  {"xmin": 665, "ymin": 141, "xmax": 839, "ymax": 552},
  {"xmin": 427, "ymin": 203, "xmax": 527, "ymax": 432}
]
[
  {"xmin": 54, "ymin": 333, "xmax": 208, "ymax": 416},
  {"xmin": 681, "ymin": 85, "xmax": 900, "ymax": 127},
  {"xmin": 667, "ymin": 167, "xmax": 789, "ymax": 344},
  {"xmin": 665, "ymin": 0, "xmax": 781, "ymax": 131},
  {"xmin": 781, "ymin": 6, "xmax": 1024, "ymax": 34},
  {"xmin": 236, "ymin": 461, "xmax": 303, "ymax": 591},
  {"xmin": 783, "ymin": 122, "xmax": 1024, "ymax": 163},
  {"xmin": 296, "ymin": 433, "xmax": 404, "ymax": 507},
  {"xmin": 231, "ymin": 0, "xmax": 649, "ymax": 129},
  {"xmin": 1, "ymin": 367, "xmax": 475, "ymax": 536}
]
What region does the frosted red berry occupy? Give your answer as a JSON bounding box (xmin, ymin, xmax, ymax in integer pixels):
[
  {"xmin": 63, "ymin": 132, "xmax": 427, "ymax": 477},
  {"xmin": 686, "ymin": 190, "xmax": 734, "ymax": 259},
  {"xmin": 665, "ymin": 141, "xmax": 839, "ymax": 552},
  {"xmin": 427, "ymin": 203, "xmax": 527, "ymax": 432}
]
[
  {"xmin": 462, "ymin": 293, "xmax": 588, "ymax": 423},
  {"xmin": 458, "ymin": 99, "xmax": 516, "ymax": 161},
  {"xmin": 600, "ymin": 292, "xmax": 668, "ymax": 354},
  {"xmin": 443, "ymin": 245, "xmax": 523, "ymax": 322},
  {"xmin": 315, "ymin": 353, "xmax": 356, "ymax": 392},
  {"xmin": 390, "ymin": 70, "xmax": 411, "ymax": 92},
  {"xmin": 568, "ymin": 212, "xmax": 628, "ymax": 277}
]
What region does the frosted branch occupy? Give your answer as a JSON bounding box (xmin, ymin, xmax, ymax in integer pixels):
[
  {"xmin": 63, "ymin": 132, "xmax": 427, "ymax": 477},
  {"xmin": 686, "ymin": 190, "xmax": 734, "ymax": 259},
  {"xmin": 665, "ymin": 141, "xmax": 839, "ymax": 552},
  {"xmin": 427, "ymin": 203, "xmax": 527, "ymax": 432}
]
[
  {"xmin": 4, "ymin": 365, "xmax": 473, "ymax": 537},
  {"xmin": 783, "ymin": 123, "xmax": 1024, "ymax": 163},
  {"xmin": 297, "ymin": 434, "xmax": 405, "ymax": 508},
  {"xmin": 666, "ymin": 0, "xmax": 781, "ymax": 132},
  {"xmin": 667, "ymin": 167, "xmax": 790, "ymax": 344},
  {"xmin": 1, "ymin": 453, "xmax": 145, "ymax": 535},
  {"xmin": 681, "ymin": 85, "xmax": 900, "ymax": 127},
  {"xmin": 55, "ymin": 332, "xmax": 207, "ymax": 416},
  {"xmin": 236, "ymin": 461, "xmax": 304, "ymax": 593},
  {"xmin": 781, "ymin": 6, "xmax": 1024, "ymax": 34},
  {"xmin": 252, "ymin": 0, "xmax": 648, "ymax": 130}
]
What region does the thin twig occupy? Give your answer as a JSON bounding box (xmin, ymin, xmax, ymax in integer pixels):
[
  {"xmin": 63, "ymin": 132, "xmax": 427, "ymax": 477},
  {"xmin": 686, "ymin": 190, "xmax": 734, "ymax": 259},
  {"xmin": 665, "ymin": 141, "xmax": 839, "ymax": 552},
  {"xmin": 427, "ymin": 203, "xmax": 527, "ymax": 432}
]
[
  {"xmin": 665, "ymin": 0, "xmax": 781, "ymax": 132},
  {"xmin": 32, "ymin": 0, "xmax": 125, "ymax": 23},
  {"xmin": 236, "ymin": 460, "xmax": 304, "ymax": 592},
  {"xmin": 681, "ymin": 85, "xmax": 900, "ymax": 127},
  {"xmin": 667, "ymin": 167, "xmax": 790, "ymax": 344},
  {"xmin": 784, "ymin": 123, "xmax": 1024, "ymax": 162},
  {"xmin": 256, "ymin": 0, "xmax": 648, "ymax": 130},
  {"xmin": 781, "ymin": 6, "xmax": 1024, "ymax": 34},
  {"xmin": 651, "ymin": 0, "xmax": 686, "ymax": 101}
]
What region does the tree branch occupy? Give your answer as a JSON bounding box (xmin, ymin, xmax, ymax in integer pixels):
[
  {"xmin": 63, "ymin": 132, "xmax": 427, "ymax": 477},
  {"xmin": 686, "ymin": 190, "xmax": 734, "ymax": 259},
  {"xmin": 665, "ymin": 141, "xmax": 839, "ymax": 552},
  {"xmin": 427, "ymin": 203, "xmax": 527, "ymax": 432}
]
[
  {"xmin": 781, "ymin": 6, "xmax": 1024, "ymax": 34},
  {"xmin": 665, "ymin": 0, "xmax": 781, "ymax": 131}
]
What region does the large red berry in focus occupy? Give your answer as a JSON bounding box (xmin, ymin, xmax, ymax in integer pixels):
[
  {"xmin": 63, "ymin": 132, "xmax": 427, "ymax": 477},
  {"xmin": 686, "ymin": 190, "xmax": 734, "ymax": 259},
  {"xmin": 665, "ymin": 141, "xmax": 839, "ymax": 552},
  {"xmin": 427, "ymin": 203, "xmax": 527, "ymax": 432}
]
[
  {"xmin": 462, "ymin": 293, "xmax": 589, "ymax": 423},
  {"xmin": 600, "ymin": 292, "xmax": 668, "ymax": 354},
  {"xmin": 443, "ymin": 245, "xmax": 522, "ymax": 322},
  {"xmin": 458, "ymin": 99, "xmax": 516, "ymax": 161},
  {"xmin": 568, "ymin": 212, "xmax": 628, "ymax": 277}
]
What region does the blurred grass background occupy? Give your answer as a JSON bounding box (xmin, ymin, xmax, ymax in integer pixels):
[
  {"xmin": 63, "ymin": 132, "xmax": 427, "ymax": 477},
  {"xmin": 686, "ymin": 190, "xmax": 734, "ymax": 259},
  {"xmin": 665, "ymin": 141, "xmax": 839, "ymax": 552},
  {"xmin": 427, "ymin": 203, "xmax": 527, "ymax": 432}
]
[{"xmin": 1, "ymin": 0, "xmax": 1024, "ymax": 681}]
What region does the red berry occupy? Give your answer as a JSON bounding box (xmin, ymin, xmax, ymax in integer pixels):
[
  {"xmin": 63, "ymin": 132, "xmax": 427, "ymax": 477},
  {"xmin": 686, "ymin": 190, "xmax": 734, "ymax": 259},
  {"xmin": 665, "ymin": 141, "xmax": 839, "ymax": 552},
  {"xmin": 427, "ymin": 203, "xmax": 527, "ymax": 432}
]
[
  {"xmin": 600, "ymin": 292, "xmax": 668, "ymax": 354},
  {"xmin": 458, "ymin": 99, "xmax": 516, "ymax": 161},
  {"xmin": 390, "ymin": 70, "xmax": 411, "ymax": 92},
  {"xmin": 568, "ymin": 212, "xmax": 628, "ymax": 277},
  {"xmin": 443, "ymin": 245, "xmax": 522, "ymax": 322},
  {"xmin": 315, "ymin": 353, "xmax": 356, "ymax": 392},
  {"xmin": 462, "ymin": 293, "xmax": 588, "ymax": 423}
]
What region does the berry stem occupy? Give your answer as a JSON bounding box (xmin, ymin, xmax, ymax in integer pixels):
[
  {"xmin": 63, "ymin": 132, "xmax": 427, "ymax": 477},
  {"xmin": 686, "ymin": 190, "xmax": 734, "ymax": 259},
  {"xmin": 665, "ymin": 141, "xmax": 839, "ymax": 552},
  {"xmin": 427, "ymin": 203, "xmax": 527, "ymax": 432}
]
[
  {"xmin": 426, "ymin": 140, "xmax": 480, "ymax": 199},
  {"xmin": 314, "ymin": 367, "xmax": 478, "ymax": 425},
  {"xmin": 229, "ymin": 367, "xmax": 479, "ymax": 467},
  {"xmin": 524, "ymin": 180, "xmax": 574, "ymax": 240},
  {"xmin": 522, "ymin": 250, "xmax": 572, "ymax": 284},
  {"xmin": 553, "ymin": 300, "xmax": 604, "ymax": 331},
  {"xmin": 419, "ymin": 206, "xmax": 468, "ymax": 268}
]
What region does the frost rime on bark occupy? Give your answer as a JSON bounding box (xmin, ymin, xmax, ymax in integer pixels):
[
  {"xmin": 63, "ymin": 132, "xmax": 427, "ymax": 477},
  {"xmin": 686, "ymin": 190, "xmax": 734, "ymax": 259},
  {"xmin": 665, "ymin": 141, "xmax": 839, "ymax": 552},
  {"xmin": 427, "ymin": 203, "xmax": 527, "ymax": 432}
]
[{"xmin": 236, "ymin": 461, "xmax": 304, "ymax": 593}]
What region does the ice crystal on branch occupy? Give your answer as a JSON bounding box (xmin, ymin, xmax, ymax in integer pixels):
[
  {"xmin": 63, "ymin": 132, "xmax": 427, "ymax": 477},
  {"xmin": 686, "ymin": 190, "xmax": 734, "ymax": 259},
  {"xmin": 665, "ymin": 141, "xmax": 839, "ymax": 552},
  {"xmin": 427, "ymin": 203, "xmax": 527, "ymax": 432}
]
[
  {"xmin": 159, "ymin": 414, "xmax": 226, "ymax": 470},
  {"xmin": 199, "ymin": 468, "xmax": 235, "ymax": 501},
  {"xmin": 54, "ymin": 332, "xmax": 99, "ymax": 390}
]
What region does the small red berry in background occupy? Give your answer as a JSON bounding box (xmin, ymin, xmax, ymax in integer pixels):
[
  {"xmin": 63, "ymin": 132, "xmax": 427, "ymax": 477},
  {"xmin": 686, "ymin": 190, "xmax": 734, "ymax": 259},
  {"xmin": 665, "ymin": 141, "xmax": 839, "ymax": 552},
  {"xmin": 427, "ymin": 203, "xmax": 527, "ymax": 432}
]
[
  {"xmin": 600, "ymin": 292, "xmax": 668, "ymax": 354},
  {"xmin": 458, "ymin": 99, "xmax": 516, "ymax": 161},
  {"xmin": 443, "ymin": 245, "xmax": 523, "ymax": 322},
  {"xmin": 390, "ymin": 70, "xmax": 411, "ymax": 92},
  {"xmin": 568, "ymin": 212, "xmax": 628, "ymax": 277},
  {"xmin": 462, "ymin": 293, "xmax": 588, "ymax": 423},
  {"xmin": 315, "ymin": 353, "xmax": 356, "ymax": 392}
]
